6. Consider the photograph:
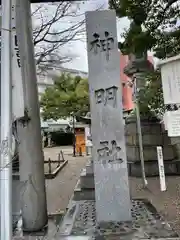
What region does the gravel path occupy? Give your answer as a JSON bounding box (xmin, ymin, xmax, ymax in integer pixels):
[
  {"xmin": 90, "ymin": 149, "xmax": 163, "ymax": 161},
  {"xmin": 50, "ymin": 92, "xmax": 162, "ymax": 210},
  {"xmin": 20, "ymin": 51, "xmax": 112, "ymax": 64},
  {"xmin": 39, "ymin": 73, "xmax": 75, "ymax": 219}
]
[
  {"xmin": 130, "ymin": 176, "xmax": 180, "ymax": 235},
  {"xmin": 45, "ymin": 147, "xmax": 88, "ymax": 214}
]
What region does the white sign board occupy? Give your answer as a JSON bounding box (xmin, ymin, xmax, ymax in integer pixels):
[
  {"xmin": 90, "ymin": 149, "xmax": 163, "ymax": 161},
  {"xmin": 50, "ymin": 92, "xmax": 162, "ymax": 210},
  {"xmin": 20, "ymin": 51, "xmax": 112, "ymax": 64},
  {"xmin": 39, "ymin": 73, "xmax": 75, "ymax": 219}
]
[
  {"xmin": 163, "ymin": 112, "xmax": 168, "ymax": 131},
  {"xmin": 166, "ymin": 110, "xmax": 180, "ymax": 137},
  {"xmin": 160, "ymin": 56, "xmax": 180, "ymax": 104},
  {"xmin": 157, "ymin": 146, "xmax": 166, "ymax": 191},
  {"xmin": 11, "ymin": 0, "xmax": 25, "ymax": 119}
]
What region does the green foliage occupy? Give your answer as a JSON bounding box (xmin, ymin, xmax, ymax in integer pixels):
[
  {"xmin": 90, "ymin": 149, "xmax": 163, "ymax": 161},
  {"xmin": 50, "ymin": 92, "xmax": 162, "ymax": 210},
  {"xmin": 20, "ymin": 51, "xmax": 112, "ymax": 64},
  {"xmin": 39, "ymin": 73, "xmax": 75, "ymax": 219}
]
[
  {"xmin": 137, "ymin": 70, "xmax": 165, "ymax": 117},
  {"xmin": 109, "ymin": 0, "xmax": 180, "ymax": 58},
  {"xmin": 40, "ymin": 73, "xmax": 90, "ymax": 120},
  {"xmin": 109, "ymin": 0, "xmax": 180, "ymax": 117},
  {"xmin": 153, "ymin": 29, "xmax": 180, "ymax": 59}
]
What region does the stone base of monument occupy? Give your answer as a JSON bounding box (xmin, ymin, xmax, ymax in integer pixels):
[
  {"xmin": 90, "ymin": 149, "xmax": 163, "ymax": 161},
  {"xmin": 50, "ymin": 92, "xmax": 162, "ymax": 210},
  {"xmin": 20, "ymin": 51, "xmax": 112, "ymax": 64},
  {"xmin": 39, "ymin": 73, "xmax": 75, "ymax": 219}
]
[
  {"xmin": 61, "ymin": 160, "xmax": 179, "ymax": 239},
  {"xmin": 71, "ymin": 158, "xmax": 95, "ymax": 201},
  {"xmin": 59, "ymin": 199, "xmax": 179, "ymax": 240},
  {"xmin": 80, "ymin": 168, "xmax": 95, "ymax": 189},
  {"xmin": 125, "ymin": 117, "xmax": 180, "ymax": 177},
  {"xmin": 73, "ymin": 179, "xmax": 95, "ymax": 201},
  {"xmin": 73, "ymin": 160, "xmax": 180, "ymax": 203}
]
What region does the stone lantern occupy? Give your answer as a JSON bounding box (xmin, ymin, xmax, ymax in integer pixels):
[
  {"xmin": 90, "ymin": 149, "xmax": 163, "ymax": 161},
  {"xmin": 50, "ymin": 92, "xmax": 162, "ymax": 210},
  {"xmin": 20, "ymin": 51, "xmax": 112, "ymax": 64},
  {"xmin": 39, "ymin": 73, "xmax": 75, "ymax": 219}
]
[{"xmin": 123, "ymin": 53, "xmax": 178, "ymax": 177}]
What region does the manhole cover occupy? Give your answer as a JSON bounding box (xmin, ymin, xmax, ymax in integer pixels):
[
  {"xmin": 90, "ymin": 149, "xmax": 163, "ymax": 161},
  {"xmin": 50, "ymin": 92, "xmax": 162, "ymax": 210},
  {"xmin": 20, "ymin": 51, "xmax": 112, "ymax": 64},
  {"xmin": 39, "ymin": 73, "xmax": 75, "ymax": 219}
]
[{"xmin": 71, "ymin": 199, "xmax": 178, "ymax": 238}]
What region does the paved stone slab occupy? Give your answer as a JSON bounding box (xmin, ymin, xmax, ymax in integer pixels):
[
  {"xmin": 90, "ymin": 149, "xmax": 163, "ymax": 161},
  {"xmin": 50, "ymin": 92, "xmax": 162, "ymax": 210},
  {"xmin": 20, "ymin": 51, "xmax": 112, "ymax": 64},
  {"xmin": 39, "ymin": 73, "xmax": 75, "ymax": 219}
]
[
  {"xmin": 13, "ymin": 214, "xmax": 63, "ymax": 239},
  {"xmin": 86, "ymin": 10, "xmax": 131, "ymax": 223},
  {"xmin": 60, "ymin": 237, "xmax": 92, "ymax": 240},
  {"xmin": 60, "ymin": 237, "xmax": 180, "ymax": 240}
]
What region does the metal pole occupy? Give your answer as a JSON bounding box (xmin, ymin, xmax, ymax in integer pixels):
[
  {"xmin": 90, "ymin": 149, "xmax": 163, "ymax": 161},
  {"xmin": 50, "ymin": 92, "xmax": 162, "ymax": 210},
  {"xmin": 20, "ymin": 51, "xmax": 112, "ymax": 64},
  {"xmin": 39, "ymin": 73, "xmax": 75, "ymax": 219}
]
[
  {"xmin": 73, "ymin": 115, "xmax": 76, "ymax": 157},
  {"xmin": 15, "ymin": 0, "xmax": 48, "ymax": 231},
  {"xmin": 0, "ymin": 0, "xmax": 13, "ymax": 238},
  {"xmin": 134, "ymin": 76, "xmax": 148, "ymax": 187}
]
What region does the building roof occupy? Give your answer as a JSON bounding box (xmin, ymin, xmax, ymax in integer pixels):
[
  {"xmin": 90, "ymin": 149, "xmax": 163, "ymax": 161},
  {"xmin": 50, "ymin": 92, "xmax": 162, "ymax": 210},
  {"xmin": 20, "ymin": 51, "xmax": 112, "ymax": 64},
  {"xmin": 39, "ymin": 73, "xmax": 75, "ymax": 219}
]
[{"xmin": 37, "ymin": 65, "xmax": 88, "ymax": 77}]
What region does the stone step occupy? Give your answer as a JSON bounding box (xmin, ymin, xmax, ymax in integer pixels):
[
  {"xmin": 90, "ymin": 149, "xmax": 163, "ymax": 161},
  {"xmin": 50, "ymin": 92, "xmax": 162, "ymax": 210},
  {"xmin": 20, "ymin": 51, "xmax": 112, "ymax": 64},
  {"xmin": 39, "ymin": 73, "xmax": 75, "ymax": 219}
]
[
  {"xmin": 125, "ymin": 133, "xmax": 172, "ymax": 146},
  {"xmin": 85, "ymin": 159, "xmax": 94, "ymax": 175},
  {"xmin": 129, "ymin": 159, "xmax": 180, "ymax": 177},
  {"xmin": 73, "ymin": 179, "xmax": 95, "ymax": 201},
  {"xmin": 82, "ymin": 161, "xmax": 180, "ymax": 178},
  {"xmin": 125, "ymin": 121, "xmax": 162, "ymax": 135},
  {"xmin": 80, "ymin": 168, "xmax": 94, "ymax": 189}
]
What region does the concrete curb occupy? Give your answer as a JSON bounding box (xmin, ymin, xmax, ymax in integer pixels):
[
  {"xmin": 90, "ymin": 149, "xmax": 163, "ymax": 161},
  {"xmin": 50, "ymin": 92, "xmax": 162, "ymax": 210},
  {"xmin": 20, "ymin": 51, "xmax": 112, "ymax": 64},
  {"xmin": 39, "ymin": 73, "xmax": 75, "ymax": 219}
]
[{"xmin": 12, "ymin": 160, "xmax": 68, "ymax": 180}]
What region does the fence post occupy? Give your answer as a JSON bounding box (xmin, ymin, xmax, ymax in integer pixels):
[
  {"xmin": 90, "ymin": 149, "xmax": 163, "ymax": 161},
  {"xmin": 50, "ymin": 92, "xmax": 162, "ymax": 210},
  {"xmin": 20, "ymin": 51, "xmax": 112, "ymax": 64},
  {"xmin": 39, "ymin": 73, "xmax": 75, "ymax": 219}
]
[
  {"xmin": 79, "ymin": 146, "xmax": 82, "ymax": 156},
  {"xmin": 48, "ymin": 158, "xmax": 52, "ymax": 174},
  {"xmin": 57, "ymin": 153, "xmax": 60, "ymax": 167},
  {"xmin": 60, "ymin": 150, "xmax": 65, "ymax": 162}
]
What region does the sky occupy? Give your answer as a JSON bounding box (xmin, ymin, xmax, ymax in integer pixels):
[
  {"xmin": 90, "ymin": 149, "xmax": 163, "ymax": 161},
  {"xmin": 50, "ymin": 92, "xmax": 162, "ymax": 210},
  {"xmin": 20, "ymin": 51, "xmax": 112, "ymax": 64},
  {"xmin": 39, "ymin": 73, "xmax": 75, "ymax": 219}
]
[
  {"xmin": 53, "ymin": 0, "xmax": 130, "ymax": 72},
  {"xmin": 31, "ymin": 0, "xmax": 158, "ymax": 72},
  {"xmin": 64, "ymin": 0, "xmax": 129, "ymax": 71}
]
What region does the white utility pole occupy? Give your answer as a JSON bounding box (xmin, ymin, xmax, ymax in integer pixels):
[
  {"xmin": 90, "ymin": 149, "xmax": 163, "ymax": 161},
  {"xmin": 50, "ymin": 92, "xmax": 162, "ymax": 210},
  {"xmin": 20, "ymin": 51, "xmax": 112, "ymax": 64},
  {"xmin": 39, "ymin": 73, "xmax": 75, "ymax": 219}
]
[
  {"xmin": 0, "ymin": 0, "xmax": 13, "ymax": 239},
  {"xmin": 15, "ymin": 0, "xmax": 48, "ymax": 231}
]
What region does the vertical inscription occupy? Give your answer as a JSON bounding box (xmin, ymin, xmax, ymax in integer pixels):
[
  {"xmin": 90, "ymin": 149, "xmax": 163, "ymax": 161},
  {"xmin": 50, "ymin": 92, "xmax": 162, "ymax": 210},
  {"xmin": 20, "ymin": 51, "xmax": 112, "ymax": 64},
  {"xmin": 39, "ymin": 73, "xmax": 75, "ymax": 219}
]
[
  {"xmin": 11, "ymin": 3, "xmax": 21, "ymax": 68},
  {"xmin": 14, "ymin": 35, "xmax": 21, "ymax": 68},
  {"xmin": 95, "ymin": 86, "xmax": 117, "ymax": 108},
  {"xmin": 97, "ymin": 140, "xmax": 123, "ymax": 166},
  {"xmin": 157, "ymin": 146, "xmax": 166, "ymax": 191},
  {"xmin": 90, "ymin": 31, "xmax": 114, "ymax": 61}
]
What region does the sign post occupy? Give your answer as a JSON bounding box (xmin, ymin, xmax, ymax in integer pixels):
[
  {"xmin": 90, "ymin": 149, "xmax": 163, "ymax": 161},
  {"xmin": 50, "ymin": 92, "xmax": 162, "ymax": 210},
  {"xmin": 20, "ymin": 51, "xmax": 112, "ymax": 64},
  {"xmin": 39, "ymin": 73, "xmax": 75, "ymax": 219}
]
[
  {"xmin": 157, "ymin": 146, "xmax": 166, "ymax": 192},
  {"xmin": 0, "ymin": 0, "xmax": 13, "ymax": 239}
]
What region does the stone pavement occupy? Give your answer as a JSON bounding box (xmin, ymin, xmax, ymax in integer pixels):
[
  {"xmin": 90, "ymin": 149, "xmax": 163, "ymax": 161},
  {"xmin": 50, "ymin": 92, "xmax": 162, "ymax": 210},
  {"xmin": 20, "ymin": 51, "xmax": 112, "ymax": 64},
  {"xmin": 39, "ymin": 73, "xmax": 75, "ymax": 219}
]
[{"xmin": 45, "ymin": 146, "xmax": 88, "ymax": 214}]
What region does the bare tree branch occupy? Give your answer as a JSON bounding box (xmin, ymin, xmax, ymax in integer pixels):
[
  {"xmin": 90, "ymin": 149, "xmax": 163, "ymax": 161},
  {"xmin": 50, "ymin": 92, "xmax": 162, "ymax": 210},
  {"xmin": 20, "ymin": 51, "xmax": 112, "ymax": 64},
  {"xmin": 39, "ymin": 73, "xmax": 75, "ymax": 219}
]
[{"xmin": 31, "ymin": 1, "xmax": 85, "ymax": 67}]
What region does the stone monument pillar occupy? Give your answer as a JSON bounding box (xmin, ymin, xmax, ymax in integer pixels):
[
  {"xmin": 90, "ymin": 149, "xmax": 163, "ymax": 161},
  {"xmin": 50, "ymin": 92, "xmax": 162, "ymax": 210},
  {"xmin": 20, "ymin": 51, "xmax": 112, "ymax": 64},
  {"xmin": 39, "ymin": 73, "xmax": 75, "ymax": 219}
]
[
  {"xmin": 86, "ymin": 10, "xmax": 131, "ymax": 223},
  {"xmin": 124, "ymin": 54, "xmax": 178, "ymax": 176}
]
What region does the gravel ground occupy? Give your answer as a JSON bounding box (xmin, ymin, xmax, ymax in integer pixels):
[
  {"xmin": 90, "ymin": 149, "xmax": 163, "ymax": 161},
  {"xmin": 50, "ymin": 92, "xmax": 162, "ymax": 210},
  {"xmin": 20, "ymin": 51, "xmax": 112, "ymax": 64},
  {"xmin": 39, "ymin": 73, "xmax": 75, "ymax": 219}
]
[{"xmin": 130, "ymin": 176, "xmax": 180, "ymax": 235}]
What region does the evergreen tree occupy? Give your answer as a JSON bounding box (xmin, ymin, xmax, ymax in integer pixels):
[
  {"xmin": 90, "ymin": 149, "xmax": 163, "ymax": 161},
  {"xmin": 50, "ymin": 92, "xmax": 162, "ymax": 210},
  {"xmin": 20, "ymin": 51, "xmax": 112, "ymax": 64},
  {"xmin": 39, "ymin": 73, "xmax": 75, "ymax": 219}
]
[
  {"xmin": 109, "ymin": 0, "xmax": 180, "ymax": 116},
  {"xmin": 40, "ymin": 73, "xmax": 90, "ymax": 120},
  {"xmin": 109, "ymin": 0, "xmax": 180, "ymax": 58}
]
